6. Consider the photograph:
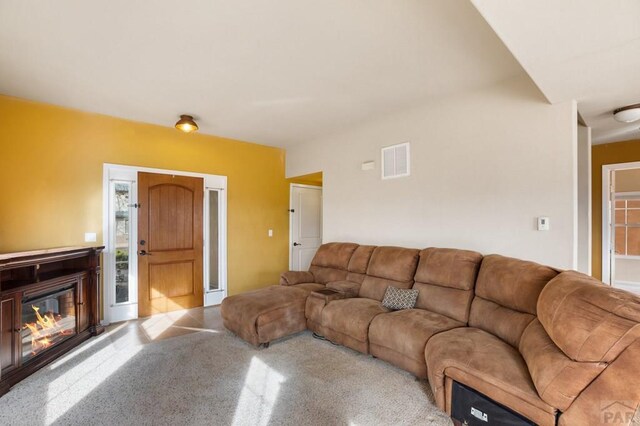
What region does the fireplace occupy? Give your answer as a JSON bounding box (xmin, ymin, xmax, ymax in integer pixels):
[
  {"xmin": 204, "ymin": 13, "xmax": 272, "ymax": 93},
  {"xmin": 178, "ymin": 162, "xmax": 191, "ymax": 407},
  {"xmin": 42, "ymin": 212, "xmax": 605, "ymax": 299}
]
[
  {"xmin": 21, "ymin": 287, "xmax": 77, "ymax": 363},
  {"xmin": 0, "ymin": 246, "xmax": 104, "ymax": 396}
]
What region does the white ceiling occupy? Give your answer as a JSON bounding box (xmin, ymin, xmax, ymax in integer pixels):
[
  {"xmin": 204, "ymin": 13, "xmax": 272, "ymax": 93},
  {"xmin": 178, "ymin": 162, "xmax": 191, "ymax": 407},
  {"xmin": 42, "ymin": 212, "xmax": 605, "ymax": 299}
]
[
  {"xmin": 0, "ymin": 0, "xmax": 522, "ymax": 147},
  {"xmin": 472, "ymin": 0, "xmax": 640, "ymax": 144}
]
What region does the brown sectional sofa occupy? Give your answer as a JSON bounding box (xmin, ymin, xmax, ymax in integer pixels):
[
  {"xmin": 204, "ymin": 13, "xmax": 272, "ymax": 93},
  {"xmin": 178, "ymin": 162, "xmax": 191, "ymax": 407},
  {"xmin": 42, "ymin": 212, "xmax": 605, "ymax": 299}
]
[{"xmin": 221, "ymin": 242, "xmax": 640, "ymax": 425}]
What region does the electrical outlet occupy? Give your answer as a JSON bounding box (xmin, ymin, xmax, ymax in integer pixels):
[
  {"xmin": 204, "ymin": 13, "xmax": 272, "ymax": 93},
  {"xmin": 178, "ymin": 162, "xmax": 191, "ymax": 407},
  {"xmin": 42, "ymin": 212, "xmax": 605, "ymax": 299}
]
[{"xmin": 84, "ymin": 232, "xmax": 97, "ymax": 242}]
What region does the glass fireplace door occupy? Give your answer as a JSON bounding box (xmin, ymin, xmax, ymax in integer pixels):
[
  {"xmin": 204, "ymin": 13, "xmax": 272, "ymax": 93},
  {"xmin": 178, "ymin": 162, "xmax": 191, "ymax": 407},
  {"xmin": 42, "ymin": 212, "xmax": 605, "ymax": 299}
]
[{"xmin": 21, "ymin": 287, "xmax": 77, "ymax": 362}]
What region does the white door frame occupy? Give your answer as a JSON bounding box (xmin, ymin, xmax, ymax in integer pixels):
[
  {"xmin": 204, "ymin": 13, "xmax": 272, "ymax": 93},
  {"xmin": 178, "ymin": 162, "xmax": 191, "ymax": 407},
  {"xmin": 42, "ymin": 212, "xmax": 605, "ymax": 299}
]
[
  {"xmin": 601, "ymin": 161, "xmax": 640, "ymax": 285},
  {"xmin": 289, "ymin": 183, "xmax": 322, "ymax": 269},
  {"xmin": 102, "ymin": 163, "xmax": 228, "ymax": 324}
]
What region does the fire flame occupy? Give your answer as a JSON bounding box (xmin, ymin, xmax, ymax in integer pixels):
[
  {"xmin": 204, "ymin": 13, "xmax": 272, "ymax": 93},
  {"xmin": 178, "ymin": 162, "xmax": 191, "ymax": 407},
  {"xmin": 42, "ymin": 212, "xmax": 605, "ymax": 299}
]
[{"xmin": 23, "ymin": 305, "xmax": 64, "ymax": 355}]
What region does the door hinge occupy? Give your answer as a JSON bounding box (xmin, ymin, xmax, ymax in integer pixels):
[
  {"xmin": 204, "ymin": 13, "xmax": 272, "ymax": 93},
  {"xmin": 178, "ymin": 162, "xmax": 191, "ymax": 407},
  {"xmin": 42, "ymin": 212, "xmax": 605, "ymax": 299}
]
[
  {"xmin": 129, "ymin": 203, "xmax": 141, "ymax": 208},
  {"xmin": 289, "ymin": 209, "xmax": 295, "ymax": 213}
]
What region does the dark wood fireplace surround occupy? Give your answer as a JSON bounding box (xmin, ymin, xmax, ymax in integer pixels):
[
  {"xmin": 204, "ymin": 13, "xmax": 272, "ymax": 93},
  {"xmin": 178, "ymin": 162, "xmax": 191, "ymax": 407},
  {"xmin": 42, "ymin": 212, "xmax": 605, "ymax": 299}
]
[{"xmin": 0, "ymin": 246, "xmax": 104, "ymax": 396}]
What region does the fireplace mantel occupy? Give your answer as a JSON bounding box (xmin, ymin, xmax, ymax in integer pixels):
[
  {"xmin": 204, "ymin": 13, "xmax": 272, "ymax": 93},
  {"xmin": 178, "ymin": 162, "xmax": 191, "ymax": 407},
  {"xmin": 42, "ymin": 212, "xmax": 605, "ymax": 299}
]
[{"xmin": 0, "ymin": 246, "xmax": 104, "ymax": 396}]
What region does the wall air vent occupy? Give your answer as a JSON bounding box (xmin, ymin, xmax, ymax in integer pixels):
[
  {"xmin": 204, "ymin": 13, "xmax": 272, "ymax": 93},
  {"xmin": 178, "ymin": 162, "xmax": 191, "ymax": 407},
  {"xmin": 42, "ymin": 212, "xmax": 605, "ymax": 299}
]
[{"xmin": 381, "ymin": 142, "xmax": 410, "ymax": 179}]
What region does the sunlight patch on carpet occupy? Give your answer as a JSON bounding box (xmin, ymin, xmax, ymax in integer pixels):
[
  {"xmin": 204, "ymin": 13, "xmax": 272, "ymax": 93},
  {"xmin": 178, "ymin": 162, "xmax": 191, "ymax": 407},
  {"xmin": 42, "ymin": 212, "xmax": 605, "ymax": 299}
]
[
  {"xmin": 140, "ymin": 310, "xmax": 187, "ymax": 340},
  {"xmin": 44, "ymin": 343, "xmax": 142, "ymax": 425},
  {"xmin": 232, "ymin": 356, "xmax": 285, "ymax": 426},
  {"xmin": 48, "ymin": 324, "xmax": 124, "ymax": 370}
]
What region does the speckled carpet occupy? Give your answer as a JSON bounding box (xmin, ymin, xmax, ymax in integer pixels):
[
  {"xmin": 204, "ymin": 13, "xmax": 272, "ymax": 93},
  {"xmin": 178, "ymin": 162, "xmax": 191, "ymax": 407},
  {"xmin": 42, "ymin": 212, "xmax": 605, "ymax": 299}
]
[{"xmin": 0, "ymin": 313, "xmax": 451, "ymax": 426}]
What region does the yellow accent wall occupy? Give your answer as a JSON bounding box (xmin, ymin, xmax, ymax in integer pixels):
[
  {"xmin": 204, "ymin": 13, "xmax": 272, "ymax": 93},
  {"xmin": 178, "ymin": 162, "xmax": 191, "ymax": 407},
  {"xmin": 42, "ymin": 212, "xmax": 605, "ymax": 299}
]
[
  {"xmin": 592, "ymin": 139, "xmax": 640, "ymax": 280},
  {"xmin": 0, "ymin": 95, "xmax": 289, "ymax": 296},
  {"xmin": 287, "ymin": 171, "xmax": 323, "ymax": 186}
]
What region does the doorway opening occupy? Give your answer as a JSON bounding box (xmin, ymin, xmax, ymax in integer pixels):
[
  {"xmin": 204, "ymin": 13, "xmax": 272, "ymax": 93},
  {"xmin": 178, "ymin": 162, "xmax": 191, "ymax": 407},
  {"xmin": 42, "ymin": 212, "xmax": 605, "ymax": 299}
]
[
  {"xmin": 602, "ymin": 162, "xmax": 640, "ymax": 294},
  {"xmin": 103, "ymin": 164, "xmax": 227, "ymax": 323},
  {"xmin": 288, "ymin": 172, "xmax": 323, "ymax": 271}
]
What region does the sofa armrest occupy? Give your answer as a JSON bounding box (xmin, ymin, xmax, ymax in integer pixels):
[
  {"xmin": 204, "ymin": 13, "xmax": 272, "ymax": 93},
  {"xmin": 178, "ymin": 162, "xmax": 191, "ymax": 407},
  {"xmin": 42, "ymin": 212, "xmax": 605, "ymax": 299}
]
[
  {"xmin": 279, "ymin": 270, "xmax": 315, "ymax": 286},
  {"xmin": 326, "ymin": 280, "xmax": 361, "ymax": 298}
]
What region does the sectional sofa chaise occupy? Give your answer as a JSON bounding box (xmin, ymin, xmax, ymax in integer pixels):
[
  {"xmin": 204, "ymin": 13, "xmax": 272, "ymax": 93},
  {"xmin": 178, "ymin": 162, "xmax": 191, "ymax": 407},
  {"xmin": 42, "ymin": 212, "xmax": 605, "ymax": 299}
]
[{"xmin": 221, "ymin": 242, "xmax": 640, "ymax": 425}]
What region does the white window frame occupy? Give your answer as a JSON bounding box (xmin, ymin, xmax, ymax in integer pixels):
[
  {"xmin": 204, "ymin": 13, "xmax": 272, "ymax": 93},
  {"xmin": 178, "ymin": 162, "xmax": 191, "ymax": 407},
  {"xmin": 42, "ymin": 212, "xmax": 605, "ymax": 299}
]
[
  {"xmin": 602, "ymin": 161, "xmax": 640, "ymax": 285},
  {"xmin": 204, "ymin": 188, "xmax": 227, "ymax": 306},
  {"xmin": 103, "ymin": 163, "xmax": 228, "ymax": 324}
]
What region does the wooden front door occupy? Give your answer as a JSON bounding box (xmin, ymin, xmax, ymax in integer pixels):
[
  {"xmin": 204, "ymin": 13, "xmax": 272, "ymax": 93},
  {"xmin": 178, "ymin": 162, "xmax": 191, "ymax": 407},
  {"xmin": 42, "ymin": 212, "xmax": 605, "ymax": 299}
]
[{"xmin": 138, "ymin": 172, "xmax": 204, "ymax": 317}]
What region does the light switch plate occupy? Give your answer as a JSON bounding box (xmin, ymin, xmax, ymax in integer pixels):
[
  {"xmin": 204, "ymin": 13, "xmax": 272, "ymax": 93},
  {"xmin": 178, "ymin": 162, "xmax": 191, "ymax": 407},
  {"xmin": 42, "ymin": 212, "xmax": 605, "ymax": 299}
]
[
  {"xmin": 84, "ymin": 232, "xmax": 97, "ymax": 242},
  {"xmin": 537, "ymin": 217, "xmax": 550, "ymax": 231},
  {"xmin": 268, "ymin": 229, "xmax": 273, "ymax": 237}
]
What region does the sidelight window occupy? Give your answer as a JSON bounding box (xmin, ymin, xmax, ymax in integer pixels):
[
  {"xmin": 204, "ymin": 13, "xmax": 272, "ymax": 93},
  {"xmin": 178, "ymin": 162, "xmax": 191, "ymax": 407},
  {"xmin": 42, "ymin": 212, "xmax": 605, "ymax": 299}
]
[{"xmin": 111, "ymin": 181, "xmax": 135, "ymax": 304}]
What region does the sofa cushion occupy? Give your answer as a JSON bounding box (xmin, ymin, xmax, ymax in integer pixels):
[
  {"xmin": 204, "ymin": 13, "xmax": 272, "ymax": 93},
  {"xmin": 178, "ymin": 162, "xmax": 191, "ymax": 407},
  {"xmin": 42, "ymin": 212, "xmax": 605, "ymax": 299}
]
[
  {"xmin": 369, "ymin": 309, "xmax": 463, "ymax": 377},
  {"xmin": 309, "ymin": 242, "xmax": 359, "ymax": 284},
  {"xmin": 359, "ymin": 246, "xmax": 420, "ymax": 301},
  {"xmin": 557, "ymin": 338, "xmax": 640, "ymax": 426},
  {"xmin": 413, "ymin": 248, "xmax": 483, "ymax": 323},
  {"xmin": 426, "ymin": 327, "xmax": 557, "ymax": 426},
  {"xmin": 519, "ymin": 319, "xmax": 606, "ymax": 411},
  {"xmin": 381, "ymin": 286, "xmax": 419, "ymax": 310},
  {"xmin": 346, "ymin": 245, "xmax": 376, "ymax": 283},
  {"xmin": 321, "ymin": 298, "xmax": 389, "ymax": 352},
  {"xmin": 538, "ymin": 270, "xmax": 640, "ymax": 363},
  {"xmin": 311, "ymin": 242, "xmax": 359, "ymax": 269},
  {"xmin": 469, "ymin": 254, "xmax": 558, "ymax": 348}
]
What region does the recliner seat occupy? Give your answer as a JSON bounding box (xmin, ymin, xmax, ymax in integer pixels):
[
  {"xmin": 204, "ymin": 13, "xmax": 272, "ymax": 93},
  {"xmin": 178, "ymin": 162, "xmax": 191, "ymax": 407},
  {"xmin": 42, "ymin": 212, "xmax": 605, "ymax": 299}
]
[
  {"xmin": 320, "ymin": 246, "xmax": 420, "ymax": 353},
  {"xmin": 368, "ymin": 247, "xmax": 482, "ymax": 378},
  {"xmin": 425, "ymin": 254, "xmax": 559, "ymax": 425}
]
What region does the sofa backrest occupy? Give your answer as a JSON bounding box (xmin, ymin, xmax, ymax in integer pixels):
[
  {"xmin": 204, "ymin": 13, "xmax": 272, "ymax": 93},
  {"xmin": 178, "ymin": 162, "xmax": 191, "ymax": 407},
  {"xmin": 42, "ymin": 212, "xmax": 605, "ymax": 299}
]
[
  {"xmin": 520, "ymin": 271, "xmax": 640, "ymax": 414},
  {"xmin": 468, "ymin": 254, "xmax": 558, "ymax": 348},
  {"xmin": 537, "ymin": 271, "xmax": 640, "ymax": 363},
  {"xmin": 412, "ymin": 248, "xmax": 483, "ymax": 323},
  {"xmin": 358, "ymin": 246, "xmax": 420, "ymax": 301},
  {"xmin": 346, "ymin": 245, "xmax": 376, "ymax": 284},
  {"xmin": 309, "ymin": 242, "xmax": 359, "ymax": 284}
]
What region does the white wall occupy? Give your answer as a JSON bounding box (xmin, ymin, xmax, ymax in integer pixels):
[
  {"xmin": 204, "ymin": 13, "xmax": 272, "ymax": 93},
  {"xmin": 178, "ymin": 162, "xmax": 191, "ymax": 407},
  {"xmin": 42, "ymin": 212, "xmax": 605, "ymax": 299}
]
[
  {"xmin": 577, "ymin": 124, "xmax": 592, "ymax": 274},
  {"xmin": 286, "ymin": 76, "xmax": 578, "ymax": 270}
]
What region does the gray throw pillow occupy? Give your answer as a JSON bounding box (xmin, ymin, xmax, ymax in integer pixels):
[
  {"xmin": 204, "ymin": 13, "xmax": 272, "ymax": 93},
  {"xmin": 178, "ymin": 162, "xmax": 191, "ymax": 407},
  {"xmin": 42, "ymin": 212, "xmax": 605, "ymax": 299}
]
[{"xmin": 382, "ymin": 286, "xmax": 419, "ymax": 310}]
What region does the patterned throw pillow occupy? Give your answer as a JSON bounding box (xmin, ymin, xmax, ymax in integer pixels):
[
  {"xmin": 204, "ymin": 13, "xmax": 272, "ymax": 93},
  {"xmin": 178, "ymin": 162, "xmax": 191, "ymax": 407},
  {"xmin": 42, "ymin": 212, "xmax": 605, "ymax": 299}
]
[{"xmin": 382, "ymin": 286, "xmax": 419, "ymax": 310}]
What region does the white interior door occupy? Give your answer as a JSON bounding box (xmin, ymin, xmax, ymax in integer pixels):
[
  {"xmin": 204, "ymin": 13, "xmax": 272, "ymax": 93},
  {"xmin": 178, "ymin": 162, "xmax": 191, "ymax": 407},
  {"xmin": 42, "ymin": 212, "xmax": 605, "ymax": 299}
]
[{"xmin": 290, "ymin": 185, "xmax": 322, "ymax": 271}]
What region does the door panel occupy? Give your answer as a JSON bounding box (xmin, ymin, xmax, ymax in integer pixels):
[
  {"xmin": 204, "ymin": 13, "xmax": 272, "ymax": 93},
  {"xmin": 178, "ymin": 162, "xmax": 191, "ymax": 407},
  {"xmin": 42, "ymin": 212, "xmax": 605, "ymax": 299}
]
[
  {"xmin": 138, "ymin": 172, "xmax": 203, "ymax": 317},
  {"xmin": 291, "ymin": 186, "xmax": 322, "ymax": 271},
  {"xmin": 148, "ymin": 185, "xmax": 194, "ymax": 251},
  {"xmin": 149, "ymin": 261, "xmax": 194, "ymax": 298}
]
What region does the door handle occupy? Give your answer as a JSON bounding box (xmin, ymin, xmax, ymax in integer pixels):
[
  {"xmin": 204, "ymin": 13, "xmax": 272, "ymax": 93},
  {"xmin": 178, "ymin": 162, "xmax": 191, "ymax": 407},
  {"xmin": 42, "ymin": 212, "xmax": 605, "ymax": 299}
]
[
  {"xmin": 138, "ymin": 250, "xmax": 151, "ymax": 256},
  {"xmin": 293, "ymin": 242, "xmax": 302, "ymax": 246}
]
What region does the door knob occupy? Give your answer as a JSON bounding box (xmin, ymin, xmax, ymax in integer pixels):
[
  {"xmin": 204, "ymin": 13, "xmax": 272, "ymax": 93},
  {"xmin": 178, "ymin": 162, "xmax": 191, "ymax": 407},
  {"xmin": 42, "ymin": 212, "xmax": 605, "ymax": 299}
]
[
  {"xmin": 138, "ymin": 250, "xmax": 151, "ymax": 256},
  {"xmin": 293, "ymin": 242, "xmax": 302, "ymax": 246}
]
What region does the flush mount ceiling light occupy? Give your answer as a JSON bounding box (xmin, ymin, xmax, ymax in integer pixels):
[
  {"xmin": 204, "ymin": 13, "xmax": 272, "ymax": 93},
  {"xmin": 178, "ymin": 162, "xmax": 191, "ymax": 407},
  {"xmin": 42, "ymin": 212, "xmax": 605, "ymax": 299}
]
[
  {"xmin": 175, "ymin": 115, "xmax": 199, "ymax": 133},
  {"xmin": 613, "ymin": 104, "xmax": 640, "ymax": 123}
]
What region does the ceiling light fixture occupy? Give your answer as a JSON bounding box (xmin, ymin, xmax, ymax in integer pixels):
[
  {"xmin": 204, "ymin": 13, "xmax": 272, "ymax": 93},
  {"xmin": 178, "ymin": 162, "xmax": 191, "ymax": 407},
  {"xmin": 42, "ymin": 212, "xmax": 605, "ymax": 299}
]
[
  {"xmin": 613, "ymin": 104, "xmax": 640, "ymax": 123},
  {"xmin": 175, "ymin": 115, "xmax": 199, "ymax": 133}
]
